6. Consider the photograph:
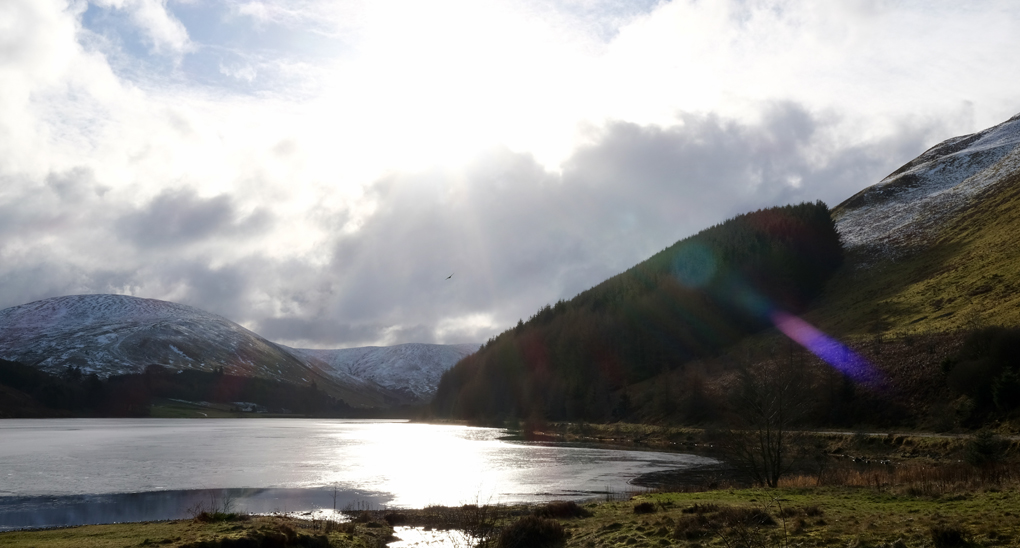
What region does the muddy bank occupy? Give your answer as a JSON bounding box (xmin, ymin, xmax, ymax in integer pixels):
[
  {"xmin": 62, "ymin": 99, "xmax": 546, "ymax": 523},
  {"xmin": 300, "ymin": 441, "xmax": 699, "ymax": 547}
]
[{"xmin": 630, "ymin": 462, "xmax": 747, "ymax": 491}]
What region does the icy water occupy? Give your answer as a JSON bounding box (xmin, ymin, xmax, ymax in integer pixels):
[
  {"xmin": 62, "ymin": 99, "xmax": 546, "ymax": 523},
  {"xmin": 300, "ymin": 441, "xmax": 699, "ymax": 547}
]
[{"xmin": 0, "ymin": 419, "xmax": 716, "ymax": 530}]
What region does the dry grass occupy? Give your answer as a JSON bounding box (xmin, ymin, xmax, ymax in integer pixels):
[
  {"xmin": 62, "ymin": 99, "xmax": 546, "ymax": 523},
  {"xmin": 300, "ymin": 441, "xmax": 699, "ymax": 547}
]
[
  {"xmin": 565, "ymin": 480, "xmax": 1020, "ymax": 547},
  {"xmin": 533, "ymin": 501, "xmax": 592, "ymax": 519},
  {"xmin": 495, "ymin": 515, "xmax": 565, "ymax": 548},
  {"xmin": 779, "ymin": 461, "xmax": 1020, "ymax": 498}
]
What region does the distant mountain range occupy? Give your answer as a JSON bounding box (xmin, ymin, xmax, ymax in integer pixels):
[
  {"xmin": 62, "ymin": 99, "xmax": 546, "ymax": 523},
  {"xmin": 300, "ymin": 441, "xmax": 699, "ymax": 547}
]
[{"xmin": 0, "ymin": 294, "xmax": 477, "ymax": 408}]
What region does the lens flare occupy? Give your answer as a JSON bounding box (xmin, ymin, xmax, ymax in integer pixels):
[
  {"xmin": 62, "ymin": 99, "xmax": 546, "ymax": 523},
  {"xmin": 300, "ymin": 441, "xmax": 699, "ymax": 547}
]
[
  {"xmin": 673, "ymin": 242, "xmax": 716, "ymax": 288},
  {"xmin": 770, "ymin": 311, "xmax": 879, "ymax": 384},
  {"xmin": 670, "ymin": 251, "xmax": 877, "ymax": 386}
]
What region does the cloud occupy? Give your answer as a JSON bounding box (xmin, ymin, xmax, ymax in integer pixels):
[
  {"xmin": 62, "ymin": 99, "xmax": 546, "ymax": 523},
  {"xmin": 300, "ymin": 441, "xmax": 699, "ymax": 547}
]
[
  {"xmin": 219, "ymin": 62, "xmax": 257, "ymax": 82},
  {"xmin": 91, "ymin": 0, "xmax": 192, "ymax": 54},
  {"xmin": 157, "ymin": 259, "xmax": 254, "ymax": 320},
  {"xmin": 0, "ymin": 1, "xmax": 75, "ymax": 76},
  {"xmin": 46, "ymin": 166, "xmax": 107, "ymax": 203},
  {"xmin": 116, "ymin": 187, "xmax": 272, "ymax": 248}
]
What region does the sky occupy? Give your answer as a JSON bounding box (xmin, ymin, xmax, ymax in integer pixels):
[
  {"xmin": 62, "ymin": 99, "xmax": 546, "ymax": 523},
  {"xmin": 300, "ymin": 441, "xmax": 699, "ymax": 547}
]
[{"xmin": 2, "ymin": 0, "xmax": 1020, "ymax": 349}]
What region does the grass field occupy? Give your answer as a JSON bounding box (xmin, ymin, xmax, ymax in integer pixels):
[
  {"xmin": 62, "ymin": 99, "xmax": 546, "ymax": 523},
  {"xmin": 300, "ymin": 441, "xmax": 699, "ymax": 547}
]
[{"xmin": 565, "ymin": 485, "xmax": 1020, "ymax": 547}]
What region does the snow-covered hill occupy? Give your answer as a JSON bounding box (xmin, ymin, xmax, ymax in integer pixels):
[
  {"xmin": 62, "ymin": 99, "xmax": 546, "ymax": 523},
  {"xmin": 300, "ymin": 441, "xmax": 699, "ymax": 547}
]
[
  {"xmin": 0, "ymin": 294, "xmax": 477, "ymax": 406},
  {"xmin": 0, "ymin": 294, "xmax": 319, "ymax": 382},
  {"xmin": 290, "ymin": 343, "xmax": 479, "ymax": 403},
  {"xmin": 835, "ymin": 113, "xmax": 1020, "ymax": 256}
]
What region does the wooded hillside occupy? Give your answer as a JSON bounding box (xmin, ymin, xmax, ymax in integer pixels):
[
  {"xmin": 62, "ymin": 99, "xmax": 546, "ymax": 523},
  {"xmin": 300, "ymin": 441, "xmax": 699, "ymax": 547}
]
[{"xmin": 431, "ymin": 201, "xmax": 843, "ymax": 422}]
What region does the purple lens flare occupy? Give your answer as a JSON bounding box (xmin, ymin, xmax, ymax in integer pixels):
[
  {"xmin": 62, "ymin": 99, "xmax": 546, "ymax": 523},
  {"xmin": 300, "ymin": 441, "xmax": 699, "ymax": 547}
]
[{"xmin": 770, "ymin": 310, "xmax": 880, "ymax": 384}]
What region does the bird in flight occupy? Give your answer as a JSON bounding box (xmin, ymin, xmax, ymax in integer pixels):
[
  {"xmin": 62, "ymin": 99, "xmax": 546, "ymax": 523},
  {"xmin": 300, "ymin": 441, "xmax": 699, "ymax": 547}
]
[{"xmin": 446, "ymin": 273, "xmax": 454, "ymax": 280}]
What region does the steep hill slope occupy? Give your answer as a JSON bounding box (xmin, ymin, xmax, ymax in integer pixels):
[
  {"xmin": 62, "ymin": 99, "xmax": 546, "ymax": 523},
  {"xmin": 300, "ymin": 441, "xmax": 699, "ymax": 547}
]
[
  {"xmin": 813, "ymin": 112, "xmax": 1020, "ymax": 337},
  {"xmin": 430, "ymin": 111, "xmax": 1020, "ymax": 426},
  {"xmin": 0, "ymin": 295, "xmax": 295, "ymax": 378},
  {"xmin": 290, "ymin": 343, "xmax": 479, "ymax": 403},
  {"xmin": 835, "ymin": 113, "xmax": 1020, "ymax": 256},
  {"xmin": 432, "ymin": 202, "xmax": 842, "ymax": 421},
  {"xmin": 0, "ymin": 295, "xmax": 394, "ymax": 407}
]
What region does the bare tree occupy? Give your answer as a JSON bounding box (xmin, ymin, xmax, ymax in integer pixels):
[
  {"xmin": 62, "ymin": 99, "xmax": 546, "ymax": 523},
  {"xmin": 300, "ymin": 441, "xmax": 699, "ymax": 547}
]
[{"xmin": 724, "ymin": 349, "xmax": 813, "ymax": 487}]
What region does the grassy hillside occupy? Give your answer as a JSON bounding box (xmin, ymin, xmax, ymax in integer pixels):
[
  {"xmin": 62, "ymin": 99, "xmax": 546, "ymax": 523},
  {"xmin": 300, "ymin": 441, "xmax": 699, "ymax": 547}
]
[
  {"xmin": 622, "ymin": 166, "xmax": 1020, "ymax": 426},
  {"xmin": 610, "ymin": 168, "xmax": 1020, "ymax": 429},
  {"xmin": 812, "ymin": 169, "xmax": 1020, "ymax": 338}
]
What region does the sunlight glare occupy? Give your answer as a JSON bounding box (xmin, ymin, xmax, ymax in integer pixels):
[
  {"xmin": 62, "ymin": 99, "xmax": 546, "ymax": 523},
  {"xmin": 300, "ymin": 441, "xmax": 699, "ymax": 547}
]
[{"xmin": 322, "ymin": 423, "xmax": 505, "ymax": 507}]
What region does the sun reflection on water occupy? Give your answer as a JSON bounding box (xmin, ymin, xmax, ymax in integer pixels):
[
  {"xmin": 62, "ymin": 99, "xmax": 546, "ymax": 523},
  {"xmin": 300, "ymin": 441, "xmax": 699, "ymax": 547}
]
[
  {"xmin": 319, "ymin": 422, "xmax": 508, "ymax": 508},
  {"xmin": 388, "ymin": 526, "xmax": 476, "ymax": 548}
]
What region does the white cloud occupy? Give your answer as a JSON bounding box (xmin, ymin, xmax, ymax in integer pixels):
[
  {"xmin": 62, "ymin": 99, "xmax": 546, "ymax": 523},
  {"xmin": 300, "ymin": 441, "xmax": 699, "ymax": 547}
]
[
  {"xmin": 230, "ymin": 0, "xmax": 366, "ymax": 31},
  {"xmin": 219, "ymin": 62, "xmax": 257, "ymax": 82},
  {"xmin": 92, "ymin": 0, "xmax": 192, "ymax": 54}
]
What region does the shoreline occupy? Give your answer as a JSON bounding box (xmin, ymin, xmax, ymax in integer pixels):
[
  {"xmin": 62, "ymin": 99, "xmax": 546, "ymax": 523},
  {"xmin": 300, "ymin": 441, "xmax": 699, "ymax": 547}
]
[{"xmin": 6, "ymin": 476, "xmax": 1020, "ymax": 547}]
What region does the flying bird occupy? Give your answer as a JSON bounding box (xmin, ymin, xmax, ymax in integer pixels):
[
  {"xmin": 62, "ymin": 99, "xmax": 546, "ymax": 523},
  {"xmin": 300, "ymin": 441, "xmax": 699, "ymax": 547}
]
[{"xmin": 446, "ymin": 273, "xmax": 454, "ymax": 280}]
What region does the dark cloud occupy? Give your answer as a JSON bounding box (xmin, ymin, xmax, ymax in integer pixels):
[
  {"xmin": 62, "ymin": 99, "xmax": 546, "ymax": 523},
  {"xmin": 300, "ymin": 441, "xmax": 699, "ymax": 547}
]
[
  {"xmin": 0, "ymin": 261, "xmax": 143, "ymax": 310},
  {"xmin": 116, "ymin": 187, "xmax": 272, "ymax": 248},
  {"xmin": 163, "ymin": 261, "xmax": 252, "ymax": 321},
  {"xmin": 258, "ymin": 316, "xmax": 396, "ymax": 348},
  {"xmin": 45, "ymin": 166, "xmax": 104, "ymax": 203}
]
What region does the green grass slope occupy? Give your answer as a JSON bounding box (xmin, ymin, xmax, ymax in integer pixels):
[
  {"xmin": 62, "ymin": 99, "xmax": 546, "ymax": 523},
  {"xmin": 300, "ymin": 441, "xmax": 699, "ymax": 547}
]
[{"xmin": 812, "ymin": 170, "xmax": 1020, "ymax": 339}]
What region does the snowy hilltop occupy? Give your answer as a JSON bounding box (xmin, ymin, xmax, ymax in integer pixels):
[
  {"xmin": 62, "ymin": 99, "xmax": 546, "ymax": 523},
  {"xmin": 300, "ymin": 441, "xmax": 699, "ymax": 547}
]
[
  {"xmin": 834, "ymin": 113, "xmax": 1020, "ymax": 258},
  {"xmin": 290, "ymin": 343, "xmax": 480, "ymax": 403},
  {"xmin": 0, "ymin": 294, "xmax": 314, "ymax": 382}
]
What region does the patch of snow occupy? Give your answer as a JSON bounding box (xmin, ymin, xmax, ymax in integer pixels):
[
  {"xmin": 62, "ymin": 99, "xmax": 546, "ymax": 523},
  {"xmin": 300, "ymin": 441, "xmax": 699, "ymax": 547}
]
[{"xmin": 168, "ymin": 345, "xmax": 193, "ymax": 361}]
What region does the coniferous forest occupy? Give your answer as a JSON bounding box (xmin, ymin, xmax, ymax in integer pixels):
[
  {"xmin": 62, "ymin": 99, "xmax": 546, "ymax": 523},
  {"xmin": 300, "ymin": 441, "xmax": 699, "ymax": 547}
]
[
  {"xmin": 0, "ymin": 358, "xmax": 354, "ymax": 417},
  {"xmin": 431, "ymin": 201, "xmax": 843, "ymax": 422}
]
